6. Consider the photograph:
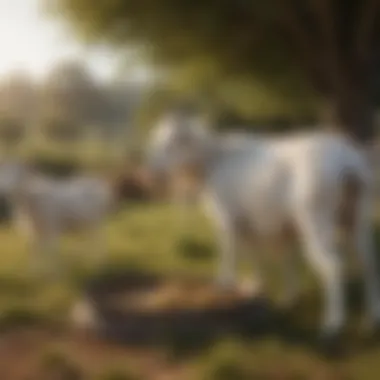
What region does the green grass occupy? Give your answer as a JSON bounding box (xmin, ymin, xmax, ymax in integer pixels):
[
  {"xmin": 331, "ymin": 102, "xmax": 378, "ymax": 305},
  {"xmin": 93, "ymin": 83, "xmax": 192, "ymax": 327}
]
[{"xmin": 0, "ymin": 202, "xmax": 380, "ymax": 379}]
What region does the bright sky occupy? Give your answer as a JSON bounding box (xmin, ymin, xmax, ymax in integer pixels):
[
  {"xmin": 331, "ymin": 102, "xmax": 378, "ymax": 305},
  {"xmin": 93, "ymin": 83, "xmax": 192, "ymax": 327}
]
[{"xmin": 0, "ymin": 0, "xmax": 147, "ymax": 82}]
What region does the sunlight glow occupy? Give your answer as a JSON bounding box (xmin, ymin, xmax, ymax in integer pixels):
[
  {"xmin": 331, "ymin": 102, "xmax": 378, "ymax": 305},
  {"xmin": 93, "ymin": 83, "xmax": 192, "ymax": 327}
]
[{"xmin": 0, "ymin": 0, "xmax": 121, "ymax": 80}]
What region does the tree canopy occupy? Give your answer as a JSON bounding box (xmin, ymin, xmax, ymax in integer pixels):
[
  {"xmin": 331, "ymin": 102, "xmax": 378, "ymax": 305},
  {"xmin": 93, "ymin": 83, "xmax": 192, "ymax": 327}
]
[{"xmin": 50, "ymin": 0, "xmax": 380, "ymax": 141}]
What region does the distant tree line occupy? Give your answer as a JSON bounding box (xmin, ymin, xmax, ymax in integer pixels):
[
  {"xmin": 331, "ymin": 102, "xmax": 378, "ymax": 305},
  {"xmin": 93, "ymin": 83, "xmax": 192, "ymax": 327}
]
[
  {"xmin": 0, "ymin": 61, "xmax": 145, "ymax": 145},
  {"xmin": 52, "ymin": 0, "xmax": 380, "ymax": 143}
]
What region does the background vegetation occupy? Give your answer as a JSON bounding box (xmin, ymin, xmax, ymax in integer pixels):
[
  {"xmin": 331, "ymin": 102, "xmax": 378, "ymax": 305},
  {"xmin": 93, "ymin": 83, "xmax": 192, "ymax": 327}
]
[{"xmin": 1, "ymin": 0, "xmax": 380, "ymax": 378}]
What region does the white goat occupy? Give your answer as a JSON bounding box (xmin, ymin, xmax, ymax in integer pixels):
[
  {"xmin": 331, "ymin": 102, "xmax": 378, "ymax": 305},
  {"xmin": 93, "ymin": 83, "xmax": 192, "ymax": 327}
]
[
  {"xmin": 0, "ymin": 160, "xmax": 119, "ymax": 276},
  {"xmin": 145, "ymin": 113, "xmax": 380, "ymax": 340}
]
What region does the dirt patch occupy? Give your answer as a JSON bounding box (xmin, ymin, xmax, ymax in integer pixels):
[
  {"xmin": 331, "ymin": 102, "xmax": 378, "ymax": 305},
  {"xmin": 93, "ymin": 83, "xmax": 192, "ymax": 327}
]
[
  {"xmin": 107, "ymin": 279, "xmax": 256, "ymax": 312},
  {"xmin": 72, "ymin": 270, "xmax": 273, "ymax": 346},
  {"xmin": 0, "ymin": 327, "xmax": 191, "ymax": 380}
]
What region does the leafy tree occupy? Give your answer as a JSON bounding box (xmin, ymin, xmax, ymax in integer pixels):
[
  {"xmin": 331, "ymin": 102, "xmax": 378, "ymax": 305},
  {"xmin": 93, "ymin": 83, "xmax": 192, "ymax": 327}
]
[
  {"xmin": 39, "ymin": 60, "xmax": 144, "ymax": 137},
  {"xmin": 40, "ymin": 60, "xmax": 106, "ymax": 125},
  {"xmin": 49, "ymin": 0, "xmax": 380, "ymax": 142}
]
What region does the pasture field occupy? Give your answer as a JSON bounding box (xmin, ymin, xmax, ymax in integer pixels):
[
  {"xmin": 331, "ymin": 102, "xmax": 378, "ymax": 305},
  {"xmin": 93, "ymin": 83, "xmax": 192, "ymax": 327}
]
[{"xmin": 0, "ymin": 202, "xmax": 380, "ymax": 379}]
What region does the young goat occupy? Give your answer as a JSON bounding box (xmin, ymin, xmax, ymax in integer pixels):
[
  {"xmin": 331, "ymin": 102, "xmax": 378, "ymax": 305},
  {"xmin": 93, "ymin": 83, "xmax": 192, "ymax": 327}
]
[
  {"xmin": 0, "ymin": 160, "xmax": 124, "ymax": 276},
  {"xmin": 145, "ymin": 113, "xmax": 380, "ymax": 343}
]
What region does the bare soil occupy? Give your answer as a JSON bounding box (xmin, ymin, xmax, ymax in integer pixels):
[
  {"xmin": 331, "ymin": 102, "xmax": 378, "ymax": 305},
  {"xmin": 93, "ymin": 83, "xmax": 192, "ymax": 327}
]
[
  {"xmin": 0, "ymin": 327, "xmax": 193, "ymax": 380},
  {"xmin": 78, "ymin": 271, "xmax": 272, "ymax": 345}
]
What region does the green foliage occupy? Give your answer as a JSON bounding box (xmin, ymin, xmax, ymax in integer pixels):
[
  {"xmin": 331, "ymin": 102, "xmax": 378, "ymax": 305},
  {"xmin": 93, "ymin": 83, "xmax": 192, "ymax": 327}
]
[
  {"xmin": 96, "ymin": 368, "xmax": 141, "ymax": 380},
  {"xmin": 40, "ymin": 60, "xmax": 111, "ymax": 126},
  {"xmin": 197, "ymin": 340, "xmax": 254, "ymax": 380},
  {"xmin": 0, "ymin": 61, "xmax": 143, "ymax": 147},
  {"xmin": 49, "ymin": 0, "xmax": 380, "ymax": 140},
  {"xmin": 48, "ymin": 0, "xmax": 322, "ymax": 121},
  {"xmin": 133, "ymin": 85, "xmax": 177, "ymax": 137},
  {"xmin": 0, "ymin": 197, "xmax": 379, "ymax": 377},
  {"xmin": 176, "ymin": 235, "xmax": 215, "ymax": 261}
]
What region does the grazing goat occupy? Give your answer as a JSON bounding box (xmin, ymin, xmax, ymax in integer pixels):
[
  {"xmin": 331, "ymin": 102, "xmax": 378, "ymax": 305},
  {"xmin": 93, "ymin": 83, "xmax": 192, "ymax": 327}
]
[
  {"xmin": 0, "ymin": 160, "xmax": 122, "ymax": 276},
  {"xmin": 145, "ymin": 113, "xmax": 380, "ymax": 342}
]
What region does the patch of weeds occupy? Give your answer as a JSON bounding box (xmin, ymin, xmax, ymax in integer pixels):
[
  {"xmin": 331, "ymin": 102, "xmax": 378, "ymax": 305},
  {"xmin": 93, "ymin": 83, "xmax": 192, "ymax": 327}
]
[
  {"xmin": 166, "ymin": 328, "xmax": 216, "ymax": 360},
  {"xmin": 176, "ymin": 236, "xmax": 214, "ymax": 261},
  {"xmin": 197, "ymin": 340, "xmax": 254, "ymax": 380},
  {"xmin": 197, "ymin": 339, "xmax": 308, "ymax": 380},
  {"xmin": 0, "ymin": 274, "xmax": 41, "ymax": 296},
  {"xmin": 39, "ymin": 349, "xmax": 83, "ymax": 380},
  {"xmin": 65, "ymin": 263, "xmax": 95, "ymax": 289},
  {"xmin": 96, "ymin": 367, "xmax": 142, "ymax": 380},
  {"xmin": 0, "ymin": 306, "xmax": 47, "ymax": 330}
]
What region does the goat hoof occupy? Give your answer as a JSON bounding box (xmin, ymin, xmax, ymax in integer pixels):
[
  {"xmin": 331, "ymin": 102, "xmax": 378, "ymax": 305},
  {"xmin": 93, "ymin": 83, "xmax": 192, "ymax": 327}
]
[{"xmin": 317, "ymin": 331, "xmax": 345, "ymax": 359}]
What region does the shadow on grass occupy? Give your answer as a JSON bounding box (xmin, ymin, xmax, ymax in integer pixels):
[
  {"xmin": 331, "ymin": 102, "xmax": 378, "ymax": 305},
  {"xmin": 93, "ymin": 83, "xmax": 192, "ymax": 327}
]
[
  {"xmin": 0, "ymin": 306, "xmax": 51, "ymax": 332},
  {"xmin": 0, "ymin": 275, "xmax": 40, "ymax": 296},
  {"xmin": 78, "ymin": 267, "xmax": 380, "ymax": 362},
  {"xmin": 37, "ymin": 349, "xmax": 85, "ymax": 380},
  {"xmin": 67, "ymin": 256, "xmax": 148, "ymax": 290},
  {"xmin": 175, "ymin": 236, "xmax": 215, "ymax": 261}
]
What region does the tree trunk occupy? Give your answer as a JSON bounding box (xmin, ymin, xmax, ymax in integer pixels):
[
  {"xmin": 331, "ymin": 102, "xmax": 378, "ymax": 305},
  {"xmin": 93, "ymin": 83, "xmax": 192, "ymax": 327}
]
[
  {"xmin": 323, "ymin": 75, "xmax": 376, "ymax": 144},
  {"xmin": 331, "ymin": 94, "xmax": 375, "ymax": 143}
]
